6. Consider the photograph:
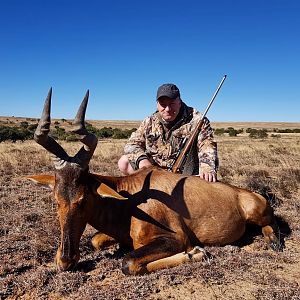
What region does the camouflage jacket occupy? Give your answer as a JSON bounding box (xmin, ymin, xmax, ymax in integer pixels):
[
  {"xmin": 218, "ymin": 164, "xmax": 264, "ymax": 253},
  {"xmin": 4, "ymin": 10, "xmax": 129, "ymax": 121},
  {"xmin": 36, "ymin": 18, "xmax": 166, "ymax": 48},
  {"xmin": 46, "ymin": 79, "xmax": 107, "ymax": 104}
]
[{"xmin": 124, "ymin": 102, "xmax": 218, "ymax": 175}]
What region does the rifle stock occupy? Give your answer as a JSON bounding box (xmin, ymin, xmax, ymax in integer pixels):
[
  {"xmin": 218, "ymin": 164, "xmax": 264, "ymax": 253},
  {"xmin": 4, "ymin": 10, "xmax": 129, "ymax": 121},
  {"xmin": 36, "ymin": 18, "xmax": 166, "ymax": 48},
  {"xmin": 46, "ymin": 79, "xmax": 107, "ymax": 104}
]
[{"xmin": 171, "ymin": 75, "xmax": 227, "ymax": 174}]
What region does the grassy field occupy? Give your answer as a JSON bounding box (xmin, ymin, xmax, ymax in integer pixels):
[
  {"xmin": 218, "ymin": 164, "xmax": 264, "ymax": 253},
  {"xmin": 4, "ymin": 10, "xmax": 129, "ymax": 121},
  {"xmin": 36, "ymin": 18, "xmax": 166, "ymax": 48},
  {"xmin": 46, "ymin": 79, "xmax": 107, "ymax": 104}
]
[{"xmin": 0, "ymin": 129, "xmax": 300, "ymax": 299}]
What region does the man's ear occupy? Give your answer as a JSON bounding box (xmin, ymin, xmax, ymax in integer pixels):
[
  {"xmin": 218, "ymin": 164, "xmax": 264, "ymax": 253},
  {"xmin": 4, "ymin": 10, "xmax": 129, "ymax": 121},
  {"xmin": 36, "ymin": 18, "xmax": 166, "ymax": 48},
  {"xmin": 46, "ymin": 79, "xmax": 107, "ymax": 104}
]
[{"xmin": 26, "ymin": 175, "xmax": 55, "ymax": 190}]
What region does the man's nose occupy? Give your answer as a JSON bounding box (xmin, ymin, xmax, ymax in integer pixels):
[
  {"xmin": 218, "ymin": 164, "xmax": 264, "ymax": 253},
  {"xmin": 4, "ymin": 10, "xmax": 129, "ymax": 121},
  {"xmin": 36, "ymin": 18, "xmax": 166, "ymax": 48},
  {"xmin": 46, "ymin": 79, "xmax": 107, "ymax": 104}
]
[{"xmin": 165, "ymin": 105, "xmax": 171, "ymax": 111}]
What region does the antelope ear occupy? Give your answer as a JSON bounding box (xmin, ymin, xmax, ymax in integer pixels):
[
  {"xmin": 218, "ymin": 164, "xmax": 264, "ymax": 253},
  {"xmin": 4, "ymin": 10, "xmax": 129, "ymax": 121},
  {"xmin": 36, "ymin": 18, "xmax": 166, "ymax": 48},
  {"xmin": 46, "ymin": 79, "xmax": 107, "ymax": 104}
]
[
  {"xmin": 96, "ymin": 182, "xmax": 128, "ymax": 200},
  {"xmin": 26, "ymin": 175, "xmax": 55, "ymax": 190}
]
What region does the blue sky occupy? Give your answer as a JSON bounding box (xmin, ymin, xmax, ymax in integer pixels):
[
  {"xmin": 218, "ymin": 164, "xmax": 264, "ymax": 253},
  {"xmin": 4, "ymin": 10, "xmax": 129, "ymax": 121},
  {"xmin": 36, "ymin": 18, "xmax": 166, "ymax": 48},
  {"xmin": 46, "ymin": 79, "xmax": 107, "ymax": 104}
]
[{"xmin": 0, "ymin": 0, "xmax": 299, "ymax": 122}]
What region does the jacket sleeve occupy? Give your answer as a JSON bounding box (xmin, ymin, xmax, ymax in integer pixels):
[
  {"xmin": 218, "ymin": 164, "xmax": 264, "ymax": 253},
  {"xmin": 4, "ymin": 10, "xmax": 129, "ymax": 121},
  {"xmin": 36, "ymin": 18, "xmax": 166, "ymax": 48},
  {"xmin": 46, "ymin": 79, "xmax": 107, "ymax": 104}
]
[
  {"xmin": 197, "ymin": 117, "xmax": 219, "ymax": 174},
  {"xmin": 124, "ymin": 117, "xmax": 150, "ymax": 165}
]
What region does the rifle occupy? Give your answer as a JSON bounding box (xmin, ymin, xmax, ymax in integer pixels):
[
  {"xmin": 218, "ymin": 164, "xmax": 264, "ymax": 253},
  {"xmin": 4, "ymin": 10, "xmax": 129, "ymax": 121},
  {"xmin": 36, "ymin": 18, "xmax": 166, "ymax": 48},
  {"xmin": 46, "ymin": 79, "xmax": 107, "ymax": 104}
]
[{"xmin": 170, "ymin": 75, "xmax": 227, "ymax": 174}]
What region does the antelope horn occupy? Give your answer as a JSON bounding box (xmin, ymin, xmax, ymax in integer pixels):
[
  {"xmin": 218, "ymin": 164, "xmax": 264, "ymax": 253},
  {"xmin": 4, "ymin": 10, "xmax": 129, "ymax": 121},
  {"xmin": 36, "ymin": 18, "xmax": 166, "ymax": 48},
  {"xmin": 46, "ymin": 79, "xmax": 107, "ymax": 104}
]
[
  {"xmin": 72, "ymin": 90, "xmax": 98, "ymax": 167},
  {"xmin": 73, "ymin": 90, "xmax": 89, "ymax": 130},
  {"xmin": 34, "ymin": 88, "xmax": 70, "ymax": 168}
]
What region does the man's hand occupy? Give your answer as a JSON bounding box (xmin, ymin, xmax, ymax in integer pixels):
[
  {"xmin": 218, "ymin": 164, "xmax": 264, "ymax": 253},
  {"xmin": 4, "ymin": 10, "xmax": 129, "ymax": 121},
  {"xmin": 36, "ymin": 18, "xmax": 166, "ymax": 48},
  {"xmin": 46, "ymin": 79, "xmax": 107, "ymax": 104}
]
[
  {"xmin": 138, "ymin": 159, "xmax": 153, "ymax": 169},
  {"xmin": 198, "ymin": 172, "xmax": 217, "ymax": 182}
]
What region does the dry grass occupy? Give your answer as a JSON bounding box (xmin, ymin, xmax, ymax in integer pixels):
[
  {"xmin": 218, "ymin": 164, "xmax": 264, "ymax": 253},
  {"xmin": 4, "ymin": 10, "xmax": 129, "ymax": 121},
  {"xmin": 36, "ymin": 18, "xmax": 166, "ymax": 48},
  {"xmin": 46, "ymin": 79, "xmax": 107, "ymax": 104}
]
[{"xmin": 0, "ymin": 135, "xmax": 300, "ymax": 299}]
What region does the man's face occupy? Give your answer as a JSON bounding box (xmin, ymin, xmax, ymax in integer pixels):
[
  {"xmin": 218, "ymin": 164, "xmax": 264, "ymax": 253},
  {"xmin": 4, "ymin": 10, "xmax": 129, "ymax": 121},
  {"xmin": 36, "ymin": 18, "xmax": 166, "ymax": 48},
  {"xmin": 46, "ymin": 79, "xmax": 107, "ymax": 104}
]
[{"xmin": 157, "ymin": 97, "xmax": 182, "ymax": 122}]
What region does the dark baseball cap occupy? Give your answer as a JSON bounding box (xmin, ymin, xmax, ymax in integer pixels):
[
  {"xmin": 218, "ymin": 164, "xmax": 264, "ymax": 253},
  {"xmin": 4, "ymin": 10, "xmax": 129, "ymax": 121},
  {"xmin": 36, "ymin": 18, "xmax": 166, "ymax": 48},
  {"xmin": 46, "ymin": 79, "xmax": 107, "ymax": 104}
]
[{"xmin": 156, "ymin": 83, "xmax": 180, "ymax": 100}]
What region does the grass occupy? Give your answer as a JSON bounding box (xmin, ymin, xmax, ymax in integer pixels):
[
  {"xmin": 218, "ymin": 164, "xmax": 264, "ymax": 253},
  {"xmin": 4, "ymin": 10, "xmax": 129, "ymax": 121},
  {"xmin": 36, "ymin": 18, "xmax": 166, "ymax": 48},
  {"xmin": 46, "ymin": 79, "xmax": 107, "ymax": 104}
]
[{"xmin": 0, "ymin": 134, "xmax": 300, "ymax": 299}]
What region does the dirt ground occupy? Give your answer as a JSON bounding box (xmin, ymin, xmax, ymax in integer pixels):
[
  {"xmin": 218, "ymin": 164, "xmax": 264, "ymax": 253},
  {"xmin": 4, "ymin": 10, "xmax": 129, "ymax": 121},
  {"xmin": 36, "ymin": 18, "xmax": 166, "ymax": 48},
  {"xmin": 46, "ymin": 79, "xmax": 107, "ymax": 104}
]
[{"xmin": 0, "ymin": 136, "xmax": 300, "ymax": 299}]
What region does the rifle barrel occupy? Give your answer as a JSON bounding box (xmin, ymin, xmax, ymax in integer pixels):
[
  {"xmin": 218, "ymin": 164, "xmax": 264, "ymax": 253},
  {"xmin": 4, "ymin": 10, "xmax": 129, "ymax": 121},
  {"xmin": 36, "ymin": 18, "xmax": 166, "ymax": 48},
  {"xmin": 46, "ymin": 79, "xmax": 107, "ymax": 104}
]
[
  {"xmin": 171, "ymin": 74, "xmax": 227, "ymax": 173},
  {"xmin": 202, "ymin": 74, "xmax": 227, "ymax": 119}
]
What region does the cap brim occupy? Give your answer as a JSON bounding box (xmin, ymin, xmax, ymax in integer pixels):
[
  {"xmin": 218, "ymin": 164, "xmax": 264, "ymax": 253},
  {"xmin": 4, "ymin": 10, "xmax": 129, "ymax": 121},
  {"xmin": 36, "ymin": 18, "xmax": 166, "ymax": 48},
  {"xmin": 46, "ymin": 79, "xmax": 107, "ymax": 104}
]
[{"xmin": 157, "ymin": 94, "xmax": 178, "ymax": 100}]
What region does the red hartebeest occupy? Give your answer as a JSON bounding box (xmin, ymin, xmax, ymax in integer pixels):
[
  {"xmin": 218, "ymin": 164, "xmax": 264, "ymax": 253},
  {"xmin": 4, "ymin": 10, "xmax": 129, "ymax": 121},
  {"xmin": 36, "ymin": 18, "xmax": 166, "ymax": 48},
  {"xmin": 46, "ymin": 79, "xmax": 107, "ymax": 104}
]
[{"xmin": 27, "ymin": 89, "xmax": 281, "ymax": 275}]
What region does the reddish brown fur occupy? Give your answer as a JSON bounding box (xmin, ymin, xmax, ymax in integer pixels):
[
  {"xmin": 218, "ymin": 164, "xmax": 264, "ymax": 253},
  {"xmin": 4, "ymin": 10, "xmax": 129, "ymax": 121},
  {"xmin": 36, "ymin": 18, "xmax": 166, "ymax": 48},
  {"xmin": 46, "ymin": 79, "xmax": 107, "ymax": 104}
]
[{"xmin": 28, "ymin": 165, "xmax": 280, "ymax": 275}]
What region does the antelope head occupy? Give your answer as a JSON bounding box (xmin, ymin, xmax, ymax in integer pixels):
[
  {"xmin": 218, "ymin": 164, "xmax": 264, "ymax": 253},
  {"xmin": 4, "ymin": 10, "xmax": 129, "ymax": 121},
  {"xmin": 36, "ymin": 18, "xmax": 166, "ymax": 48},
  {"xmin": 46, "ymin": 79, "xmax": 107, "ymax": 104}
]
[{"xmin": 28, "ymin": 89, "xmax": 99, "ymax": 271}]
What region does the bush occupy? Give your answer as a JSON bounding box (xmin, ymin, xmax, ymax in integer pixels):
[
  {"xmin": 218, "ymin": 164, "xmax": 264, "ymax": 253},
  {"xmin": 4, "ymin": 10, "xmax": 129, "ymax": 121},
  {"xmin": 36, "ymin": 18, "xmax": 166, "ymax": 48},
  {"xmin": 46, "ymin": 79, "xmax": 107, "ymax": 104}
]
[
  {"xmin": 20, "ymin": 121, "xmax": 29, "ymax": 129},
  {"xmin": 28, "ymin": 123, "xmax": 38, "ymax": 131},
  {"xmin": 65, "ymin": 135, "xmax": 79, "ymax": 142},
  {"xmin": 111, "ymin": 128, "xmax": 136, "ymax": 139},
  {"xmin": 0, "ymin": 125, "xmax": 33, "ymax": 142},
  {"xmin": 214, "ymin": 128, "xmax": 225, "ymax": 136},
  {"xmin": 98, "ymin": 127, "xmax": 114, "ymax": 138},
  {"xmin": 226, "ymin": 127, "xmax": 239, "ymax": 137},
  {"xmin": 228, "ymin": 129, "xmax": 238, "ymax": 137},
  {"xmin": 248, "ymin": 129, "xmax": 268, "ymax": 139},
  {"xmin": 85, "ymin": 123, "xmax": 100, "ymax": 136},
  {"xmin": 271, "ymin": 134, "xmax": 281, "ymax": 138},
  {"xmin": 50, "ymin": 126, "xmax": 67, "ymax": 140}
]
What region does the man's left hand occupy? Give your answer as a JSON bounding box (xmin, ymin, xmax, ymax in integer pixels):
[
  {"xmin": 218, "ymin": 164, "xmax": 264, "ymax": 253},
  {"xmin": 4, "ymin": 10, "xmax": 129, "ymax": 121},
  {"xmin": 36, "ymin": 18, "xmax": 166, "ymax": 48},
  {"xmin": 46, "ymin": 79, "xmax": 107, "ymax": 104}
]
[{"xmin": 198, "ymin": 172, "xmax": 217, "ymax": 182}]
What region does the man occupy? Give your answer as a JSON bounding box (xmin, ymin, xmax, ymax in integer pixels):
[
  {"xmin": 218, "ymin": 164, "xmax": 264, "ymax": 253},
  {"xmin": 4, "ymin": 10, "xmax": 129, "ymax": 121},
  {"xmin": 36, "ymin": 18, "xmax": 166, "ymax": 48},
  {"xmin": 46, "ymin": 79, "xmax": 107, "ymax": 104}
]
[{"xmin": 118, "ymin": 83, "xmax": 218, "ymax": 182}]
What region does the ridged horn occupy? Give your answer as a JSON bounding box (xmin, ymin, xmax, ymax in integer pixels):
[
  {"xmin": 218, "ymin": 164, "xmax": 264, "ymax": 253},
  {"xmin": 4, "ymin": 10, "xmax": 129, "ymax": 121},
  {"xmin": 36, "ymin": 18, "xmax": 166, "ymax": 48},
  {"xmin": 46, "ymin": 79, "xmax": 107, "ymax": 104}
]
[
  {"xmin": 72, "ymin": 90, "xmax": 98, "ymax": 167},
  {"xmin": 34, "ymin": 88, "xmax": 70, "ymax": 168},
  {"xmin": 73, "ymin": 90, "xmax": 89, "ymax": 129}
]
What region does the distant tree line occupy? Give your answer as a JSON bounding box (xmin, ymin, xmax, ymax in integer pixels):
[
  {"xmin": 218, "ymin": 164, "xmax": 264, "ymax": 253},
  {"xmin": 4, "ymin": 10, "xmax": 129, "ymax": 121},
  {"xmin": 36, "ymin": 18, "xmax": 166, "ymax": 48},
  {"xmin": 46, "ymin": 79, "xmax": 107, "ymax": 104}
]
[
  {"xmin": 213, "ymin": 127, "xmax": 300, "ymax": 139},
  {"xmin": 0, "ymin": 121, "xmax": 137, "ymax": 142},
  {"xmin": 213, "ymin": 127, "xmax": 270, "ymax": 139},
  {"xmin": 214, "ymin": 127, "xmax": 243, "ymax": 137},
  {"xmin": 1, "ymin": 121, "xmax": 300, "ymax": 142},
  {"xmin": 273, "ymin": 128, "xmax": 300, "ymax": 133}
]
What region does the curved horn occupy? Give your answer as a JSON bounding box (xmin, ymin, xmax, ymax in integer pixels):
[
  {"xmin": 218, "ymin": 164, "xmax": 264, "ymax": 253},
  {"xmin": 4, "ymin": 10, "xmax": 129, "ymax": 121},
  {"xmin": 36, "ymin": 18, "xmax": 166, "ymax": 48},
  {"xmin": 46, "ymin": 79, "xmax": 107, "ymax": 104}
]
[
  {"xmin": 72, "ymin": 90, "xmax": 98, "ymax": 167},
  {"xmin": 74, "ymin": 90, "xmax": 89, "ymax": 128},
  {"xmin": 34, "ymin": 88, "xmax": 70, "ymax": 168}
]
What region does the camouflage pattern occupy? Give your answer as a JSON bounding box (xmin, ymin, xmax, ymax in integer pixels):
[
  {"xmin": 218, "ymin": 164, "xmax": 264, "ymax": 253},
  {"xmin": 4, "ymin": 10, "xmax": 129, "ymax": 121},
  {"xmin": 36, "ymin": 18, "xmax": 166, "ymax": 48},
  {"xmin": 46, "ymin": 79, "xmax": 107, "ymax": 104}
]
[{"xmin": 124, "ymin": 102, "xmax": 218, "ymax": 175}]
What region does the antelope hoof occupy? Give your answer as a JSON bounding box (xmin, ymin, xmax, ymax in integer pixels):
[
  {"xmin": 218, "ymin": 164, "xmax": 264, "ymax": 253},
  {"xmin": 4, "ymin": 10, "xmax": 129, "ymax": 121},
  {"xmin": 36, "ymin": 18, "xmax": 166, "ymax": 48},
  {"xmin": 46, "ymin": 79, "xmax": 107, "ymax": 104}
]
[
  {"xmin": 55, "ymin": 256, "xmax": 78, "ymax": 272},
  {"xmin": 187, "ymin": 246, "xmax": 210, "ymax": 263},
  {"xmin": 55, "ymin": 250, "xmax": 79, "ymax": 272}
]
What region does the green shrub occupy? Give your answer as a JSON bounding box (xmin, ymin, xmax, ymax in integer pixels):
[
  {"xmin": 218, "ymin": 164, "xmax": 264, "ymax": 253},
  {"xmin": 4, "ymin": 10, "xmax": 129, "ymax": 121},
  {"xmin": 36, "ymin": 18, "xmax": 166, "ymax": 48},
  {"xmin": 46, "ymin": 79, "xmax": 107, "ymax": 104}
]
[
  {"xmin": 0, "ymin": 125, "xmax": 33, "ymax": 142},
  {"xmin": 50, "ymin": 126, "xmax": 67, "ymax": 140},
  {"xmin": 28, "ymin": 124, "xmax": 38, "ymax": 131},
  {"xmin": 226, "ymin": 127, "xmax": 238, "ymax": 137},
  {"xmin": 98, "ymin": 127, "xmax": 114, "ymax": 138},
  {"xmin": 249, "ymin": 129, "xmax": 268, "ymax": 139},
  {"xmin": 214, "ymin": 128, "xmax": 225, "ymax": 136},
  {"xmin": 20, "ymin": 121, "xmax": 29, "ymax": 129}
]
